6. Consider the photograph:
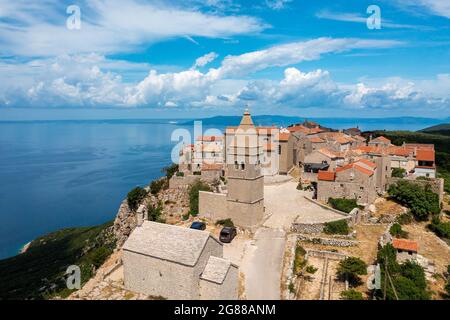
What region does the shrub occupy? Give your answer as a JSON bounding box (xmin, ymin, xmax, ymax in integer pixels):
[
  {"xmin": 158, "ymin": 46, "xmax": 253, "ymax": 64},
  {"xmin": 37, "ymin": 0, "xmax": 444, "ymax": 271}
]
[
  {"xmin": 389, "ymin": 223, "xmax": 408, "ymax": 238},
  {"xmin": 337, "ymin": 257, "xmax": 367, "ymax": 287},
  {"xmin": 392, "ymin": 167, "xmax": 406, "ymax": 178},
  {"xmin": 445, "ymin": 281, "xmax": 450, "ymax": 296},
  {"xmin": 296, "ymin": 181, "xmax": 303, "ymax": 190},
  {"xmin": 176, "ymin": 172, "xmax": 184, "ymax": 177},
  {"xmin": 162, "ymin": 163, "xmax": 179, "ymax": 179},
  {"xmin": 390, "ymin": 276, "xmax": 430, "ymax": 300},
  {"xmin": 306, "ymin": 265, "xmax": 318, "ymax": 274},
  {"xmin": 127, "ymin": 187, "xmax": 148, "ymax": 211},
  {"xmin": 328, "ymin": 198, "xmax": 359, "ymax": 213},
  {"xmin": 400, "ymin": 261, "xmax": 427, "ymax": 290},
  {"xmin": 397, "ymin": 213, "xmax": 413, "ymax": 225},
  {"xmin": 377, "ymin": 243, "xmax": 400, "ymax": 274},
  {"xmin": 148, "ymin": 202, "xmax": 165, "ymax": 223},
  {"xmin": 150, "ymin": 179, "xmax": 167, "ymax": 195},
  {"xmin": 188, "ymin": 180, "xmax": 212, "ymax": 216},
  {"xmin": 293, "ymin": 245, "xmax": 307, "ymax": 275},
  {"xmin": 323, "ymin": 220, "xmax": 350, "ymax": 235},
  {"xmin": 219, "ymin": 176, "xmax": 227, "ymax": 184},
  {"xmin": 428, "ymin": 217, "xmax": 450, "ymax": 239},
  {"xmin": 193, "ymin": 171, "xmax": 201, "ymax": 175},
  {"xmin": 288, "ymin": 282, "xmax": 295, "ymax": 294},
  {"xmin": 216, "ymin": 218, "xmax": 234, "ymax": 228},
  {"xmin": 388, "ymin": 180, "xmax": 440, "ymax": 221},
  {"xmin": 88, "ymin": 246, "xmax": 111, "ymax": 269},
  {"xmin": 340, "ymin": 289, "xmax": 364, "ymax": 300}
]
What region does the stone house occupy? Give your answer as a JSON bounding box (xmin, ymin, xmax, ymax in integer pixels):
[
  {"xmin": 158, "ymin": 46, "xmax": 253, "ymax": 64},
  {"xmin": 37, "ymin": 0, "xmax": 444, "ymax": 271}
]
[
  {"xmin": 368, "ymin": 135, "xmax": 391, "ymax": 148},
  {"xmin": 392, "ymin": 238, "xmax": 418, "ymax": 264},
  {"xmin": 317, "ymin": 159, "xmax": 377, "ymax": 205},
  {"xmin": 192, "ymin": 136, "xmax": 224, "ymax": 173},
  {"xmin": 123, "ymin": 221, "xmax": 238, "ymax": 300}
]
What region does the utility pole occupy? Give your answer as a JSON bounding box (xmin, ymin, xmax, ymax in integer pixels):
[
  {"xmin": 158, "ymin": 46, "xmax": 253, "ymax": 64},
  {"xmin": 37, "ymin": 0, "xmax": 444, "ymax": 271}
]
[{"xmin": 383, "ymin": 254, "xmax": 388, "ymax": 300}]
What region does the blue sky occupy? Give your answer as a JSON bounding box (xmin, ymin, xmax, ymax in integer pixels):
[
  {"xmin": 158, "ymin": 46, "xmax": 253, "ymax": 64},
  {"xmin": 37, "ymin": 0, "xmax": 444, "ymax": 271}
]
[{"xmin": 0, "ymin": 0, "xmax": 450, "ymax": 119}]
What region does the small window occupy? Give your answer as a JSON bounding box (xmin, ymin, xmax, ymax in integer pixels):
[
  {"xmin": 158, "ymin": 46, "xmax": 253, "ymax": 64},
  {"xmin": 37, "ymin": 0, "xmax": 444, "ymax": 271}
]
[
  {"xmin": 360, "ymin": 187, "xmax": 364, "ymax": 190},
  {"xmin": 278, "ymin": 145, "xmax": 282, "ymax": 155},
  {"xmin": 234, "ymin": 161, "xmax": 238, "ymax": 169},
  {"xmin": 241, "ymin": 163, "xmax": 245, "ymax": 170}
]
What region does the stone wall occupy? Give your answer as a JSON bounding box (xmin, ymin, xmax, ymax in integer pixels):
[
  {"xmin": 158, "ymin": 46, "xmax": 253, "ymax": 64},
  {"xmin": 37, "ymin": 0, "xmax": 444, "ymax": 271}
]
[
  {"xmin": 199, "ymin": 265, "xmax": 239, "ymax": 300},
  {"xmin": 305, "ymin": 249, "xmax": 347, "ymax": 260},
  {"xmin": 199, "ymin": 191, "xmax": 228, "ymax": 221},
  {"xmin": 297, "ymin": 235, "xmax": 358, "ymax": 247}
]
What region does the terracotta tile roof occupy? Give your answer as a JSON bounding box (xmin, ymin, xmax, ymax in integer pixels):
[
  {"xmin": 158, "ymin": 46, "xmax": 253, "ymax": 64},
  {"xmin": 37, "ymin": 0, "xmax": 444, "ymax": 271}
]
[
  {"xmin": 370, "ymin": 136, "xmax": 391, "ymax": 144},
  {"xmin": 336, "ymin": 162, "xmax": 375, "ymax": 176},
  {"xmin": 392, "ymin": 239, "xmax": 418, "ymax": 252},
  {"xmin": 318, "ymin": 148, "xmax": 341, "ymax": 159},
  {"xmin": 405, "ymin": 143, "xmax": 434, "ymax": 150},
  {"xmin": 308, "ymin": 136, "xmax": 325, "ymax": 143},
  {"xmin": 308, "ymin": 127, "xmax": 325, "ymax": 134},
  {"xmin": 354, "ymin": 135, "xmax": 366, "ymax": 142},
  {"xmin": 287, "ymin": 125, "xmax": 310, "ymax": 134},
  {"xmin": 277, "ymin": 132, "xmax": 290, "ymax": 142},
  {"xmin": 416, "ymin": 149, "xmax": 435, "ymax": 162},
  {"xmin": 197, "ymin": 135, "xmax": 223, "ymax": 142},
  {"xmin": 357, "ymin": 158, "xmax": 377, "ymax": 169},
  {"xmin": 387, "ymin": 146, "xmax": 411, "ymax": 157},
  {"xmin": 318, "ymin": 170, "xmax": 336, "ymax": 181}
]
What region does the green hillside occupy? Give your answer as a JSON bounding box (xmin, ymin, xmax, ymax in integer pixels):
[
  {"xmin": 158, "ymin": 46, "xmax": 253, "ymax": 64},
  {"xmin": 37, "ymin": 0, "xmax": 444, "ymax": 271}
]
[
  {"xmin": 0, "ymin": 221, "xmax": 115, "ymax": 300},
  {"xmin": 419, "ymin": 123, "xmax": 450, "ymax": 136}
]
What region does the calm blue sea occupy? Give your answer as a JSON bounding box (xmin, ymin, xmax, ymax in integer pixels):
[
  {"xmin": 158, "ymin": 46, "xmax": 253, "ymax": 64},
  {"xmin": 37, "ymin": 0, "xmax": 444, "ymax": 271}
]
[{"xmin": 0, "ymin": 117, "xmax": 442, "ymax": 259}]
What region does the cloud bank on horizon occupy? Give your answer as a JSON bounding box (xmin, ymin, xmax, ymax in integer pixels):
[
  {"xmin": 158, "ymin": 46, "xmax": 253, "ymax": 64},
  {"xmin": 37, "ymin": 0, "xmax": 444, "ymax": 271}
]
[{"xmin": 0, "ymin": 0, "xmax": 449, "ymax": 117}]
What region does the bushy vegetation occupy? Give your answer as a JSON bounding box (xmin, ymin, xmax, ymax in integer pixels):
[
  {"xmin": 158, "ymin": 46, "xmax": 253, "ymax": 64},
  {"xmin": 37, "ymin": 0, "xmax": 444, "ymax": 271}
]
[
  {"xmin": 150, "ymin": 178, "xmax": 167, "ymax": 195},
  {"xmin": 147, "ymin": 202, "xmax": 165, "ymax": 223},
  {"xmin": 127, "ymin": 186, "xmax": 148, "ymax": 211},
  {"xmin": 336, "ymin": 257, "xmax": 367, "ymax": 287},
  {"xmin": 340, "ymin": 289, "xmax": 364, "ymax": 300},
  {"xmin": 388, "ymin": 180, "xmax": 440, "ymax": 221},
  {"xmin": 162, "ymin": 163, "xmax": 179, "ymax": 180},
  {"xmin": 392, "ymin": 167, "xmax": 406, "ymax": 178},
  {"xmin": 397, "ymin": 213, "xmax": 413, "ymax": 225},
  {"xmin": 376, "ymin": 243, "xmax": 430, "ymax": 300},
  {"xmin": 176, "ymin": 171, "xmax": 184, "ymax": 177},
  {"xmin": 328, "ymin": 198, "xmax": 359, "ymax": 213},
  {"xmin": 293, "ymin": 244, "xmax": 307, "ymax": 275},
  {"xmin": 428, "ymin": 216, "xmax": 450, "ymax": 240},
  {"xmin": 305, "ymin": 265, "xmax": 318, "ymax": 274},
  {"xmin": 188, "ymin": 180, "xmax": 212, "ymax": 216},
  {"xmin": 216, "ymin": 218, "xmax": 234, "ymax": 228},
  {"xmin": 0, "ymin": 222, "xmax": 115, "ymax": 299},
  {"xmin": 389, "ymin": 223, "xmax": 408, "ymax": 238},
  {"xmin": 323, "ymin": 219, "xmax": 350, "ymax": 235}
]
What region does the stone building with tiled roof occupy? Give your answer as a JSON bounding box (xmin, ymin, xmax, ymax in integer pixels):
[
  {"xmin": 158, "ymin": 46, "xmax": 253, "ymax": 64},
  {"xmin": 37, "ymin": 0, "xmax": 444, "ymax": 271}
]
[{"xmin": 123, "ymin": 221, "xmax": 238, "ymax": 300}]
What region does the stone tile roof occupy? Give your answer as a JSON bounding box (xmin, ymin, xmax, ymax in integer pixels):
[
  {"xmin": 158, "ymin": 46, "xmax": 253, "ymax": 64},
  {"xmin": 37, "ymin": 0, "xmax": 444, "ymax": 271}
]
[
  {"xmin": 200, "ymin": 256, "xmax": 234, "ymax": 284},
  {"xmin": 123, "ymin": 221, "xmax": 220, "ymax": 266}
]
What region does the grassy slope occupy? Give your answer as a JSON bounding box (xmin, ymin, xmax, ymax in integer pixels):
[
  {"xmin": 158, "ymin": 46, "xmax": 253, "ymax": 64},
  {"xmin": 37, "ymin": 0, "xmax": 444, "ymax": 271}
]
[
  {"xmin": 0, "ymin": 221, "xmax": 115, "ymax": 300},
  {"xmin": 369, "ymin": 130, "xmax": 450, "ymax": 193}
]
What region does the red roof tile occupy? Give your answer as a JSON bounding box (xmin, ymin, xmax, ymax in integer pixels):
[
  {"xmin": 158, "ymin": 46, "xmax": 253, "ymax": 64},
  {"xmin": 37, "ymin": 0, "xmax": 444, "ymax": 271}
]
[
  {"xmin": 277, "ymin": 132, "xmax": 290, "ymax": 141},
  {"xmin": 416, "ymin": 149, "xmax": 435, "ymax": 162},
  {"xmin": 318, "ymin": 170, "xmax": 336, "ymax": 181},
  {"xmin": 392, "ymin": 239, "xmax": 418, "ymax": 252}
]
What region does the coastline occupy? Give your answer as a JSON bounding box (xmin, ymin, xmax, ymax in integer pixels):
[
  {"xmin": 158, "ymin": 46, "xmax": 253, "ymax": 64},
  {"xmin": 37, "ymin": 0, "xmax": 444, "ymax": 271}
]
[{"xmin": 19, "ymin": 241, "xmax": 31, "ymax": 255}]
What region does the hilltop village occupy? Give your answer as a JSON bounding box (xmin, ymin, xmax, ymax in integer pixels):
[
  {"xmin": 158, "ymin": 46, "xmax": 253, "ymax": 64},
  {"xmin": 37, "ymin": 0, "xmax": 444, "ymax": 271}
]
[{"xmin": 68, "ymin": 110, "xmax": 449, "ymax": 301}]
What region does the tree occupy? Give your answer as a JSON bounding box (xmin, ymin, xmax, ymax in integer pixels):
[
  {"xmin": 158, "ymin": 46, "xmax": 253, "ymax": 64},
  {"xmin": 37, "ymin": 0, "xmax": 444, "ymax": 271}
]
[
  {"xmin": 216, "ymin": 218, "xmax": 234, "ymax": 228},
  {"xmin": 389, "ymin": 223, "xmax": 408, "ymax": 238},
  {"xmin": 400, "ymin": 261, "xmax": 427, "ymax": 290},
  {"xmin": 188, "ymin": 180, "xmax": 212, "ymax": 216},
  {"xmin": 388, "ymin": 180, "xmax": 440, "ymax": 221},
  {"xmin": 150, "ymin": 178, "xmax": 167, "ymax": 195},
  {"xmin": 337, "ymin": 257, "xmax": 367, "ymax": 287},
  {"xmin": 392, "ymin": 167, "xmax": 406, "ymax": 178},
  {"xmin": 127, "ymin": 187, "xmax": 148, "ymax": 211},
  {"xmin": 377, "ymin": 243, "xmax": 400, "ymax": 274},
  {"xmin": 147, "ymin": 202, "xmax": 165, "ymax": 223},
  {"xmin": 162, "ymin": 163, "xmax": 179, "ymax": 180},
  {"xmin": 340, "ymin": 289, "xmax": 364, "ymax": 300}
]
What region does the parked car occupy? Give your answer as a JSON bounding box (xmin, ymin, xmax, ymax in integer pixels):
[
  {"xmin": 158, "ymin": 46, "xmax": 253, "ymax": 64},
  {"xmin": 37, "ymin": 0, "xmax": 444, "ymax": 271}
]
[
  {"xmin": 219, "ymin": 227, "xmax": 237, "ymax": 243},
  {"xmin": 190, "ymin": 221, "xmax": 206, "ymax": 230}
]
